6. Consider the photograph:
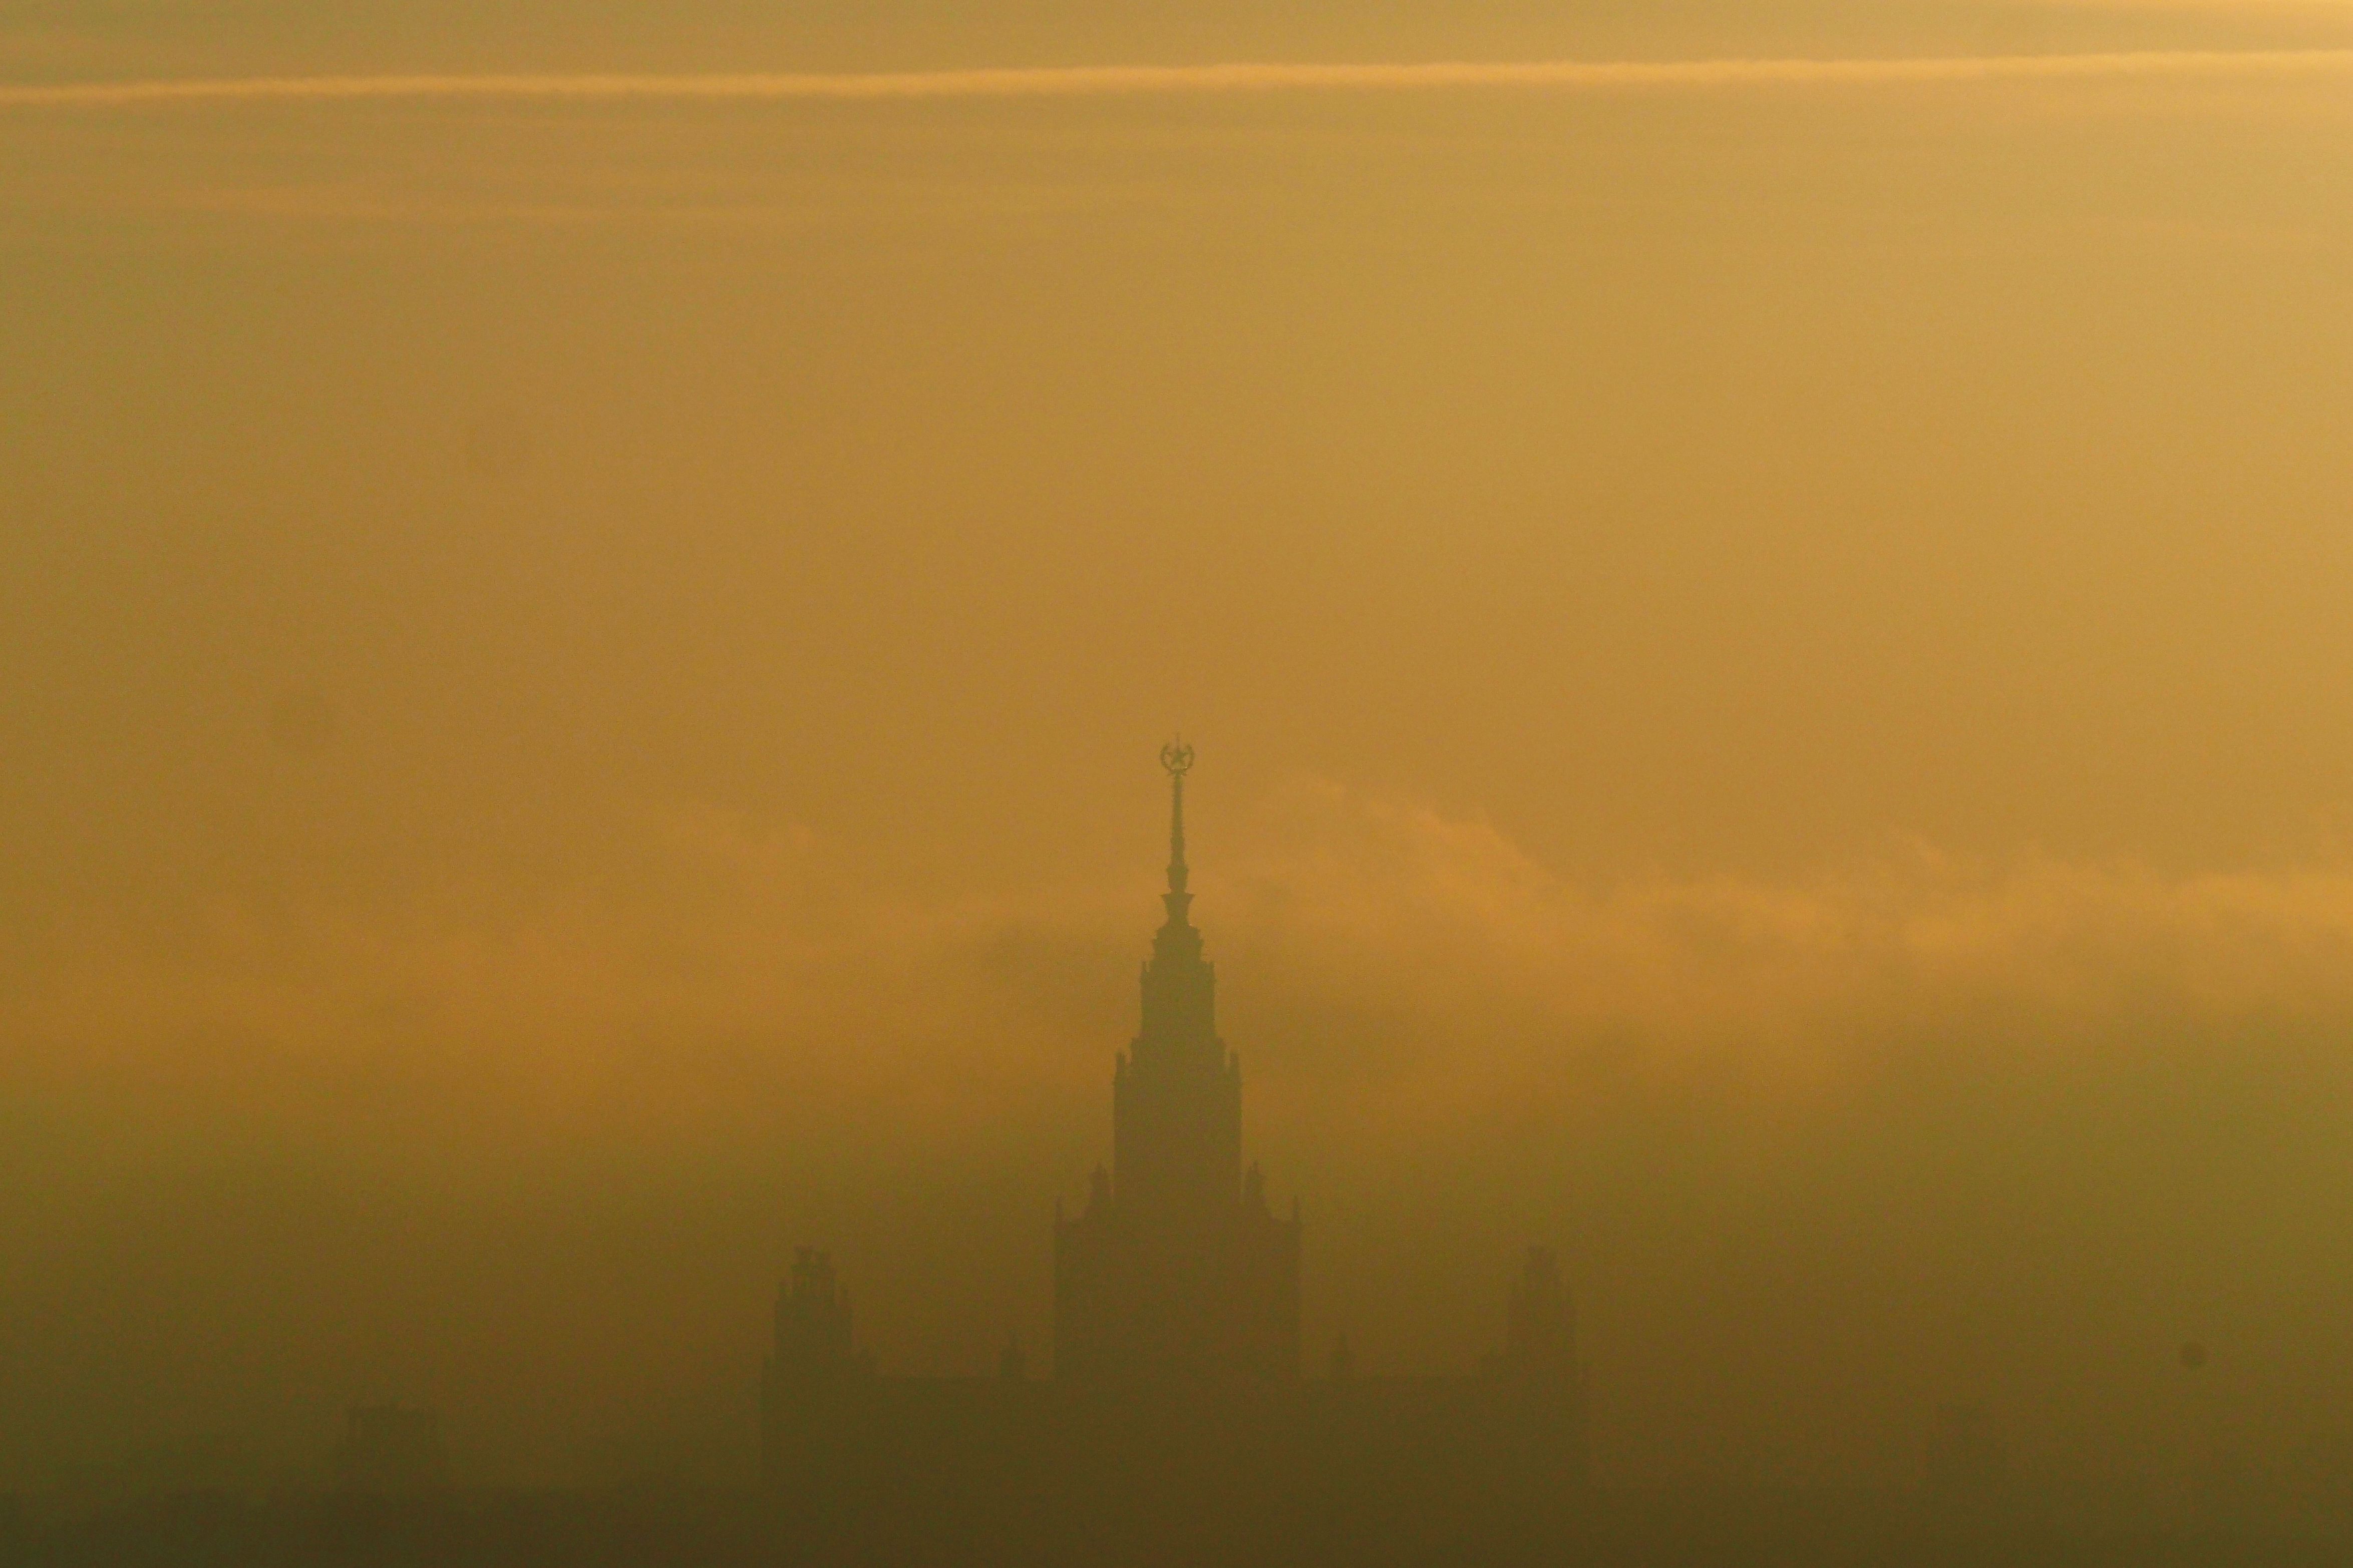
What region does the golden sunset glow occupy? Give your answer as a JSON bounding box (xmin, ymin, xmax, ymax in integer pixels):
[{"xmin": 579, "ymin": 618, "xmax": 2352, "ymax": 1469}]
[{"xmin": 7, "ymin": 0, "xmax": 2353, "ymax": 1534}]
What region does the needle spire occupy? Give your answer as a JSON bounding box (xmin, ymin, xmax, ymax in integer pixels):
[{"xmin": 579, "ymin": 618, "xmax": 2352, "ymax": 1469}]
[{"xmin": 1158, "ymin": 738, "xmax": 1195, "ymax": 926}]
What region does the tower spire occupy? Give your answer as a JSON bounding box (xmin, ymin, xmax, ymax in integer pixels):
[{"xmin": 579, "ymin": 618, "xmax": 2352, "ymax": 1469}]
[{"xmin": 1159, "ymin": 739, "xmax": 1195, "ymax": 928}]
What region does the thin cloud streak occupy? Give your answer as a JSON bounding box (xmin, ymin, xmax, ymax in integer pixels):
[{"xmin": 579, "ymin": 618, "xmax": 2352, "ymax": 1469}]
[{"xmin": 5, "ymin": 51, "xmax": 2353, "ymax": 110}]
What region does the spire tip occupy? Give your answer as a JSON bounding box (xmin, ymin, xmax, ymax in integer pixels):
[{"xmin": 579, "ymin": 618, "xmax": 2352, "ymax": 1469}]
[{"xmin": 1160, "ymin": 741, "xmax": 1193, "ymax": 906}]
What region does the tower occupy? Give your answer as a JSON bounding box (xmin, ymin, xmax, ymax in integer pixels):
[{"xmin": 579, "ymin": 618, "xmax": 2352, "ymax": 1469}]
[
  {"xmin": 760, "ymin": 1248, "xmax": 874, "ymax": 1495},
  {"xmin": 1501, "ymin": 1247, "xmax": 1576, "ymax": 1380},
  {"xmin": 1484, "ymin": 1246, "xmax": 1591, "ymax": 1495},
  {"xmin": 1054, "ymin": 745, "xmax": 1302, "ymax": 1385}
]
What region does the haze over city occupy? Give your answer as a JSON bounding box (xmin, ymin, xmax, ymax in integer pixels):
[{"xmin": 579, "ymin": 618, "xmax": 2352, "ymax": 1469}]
[{"xmin": 6, "ymin": 1, "xmax": 2353, "ymax": 1553}]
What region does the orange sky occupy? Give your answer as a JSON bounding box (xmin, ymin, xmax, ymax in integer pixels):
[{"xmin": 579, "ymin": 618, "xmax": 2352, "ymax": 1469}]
[{"xmin": 5, "ymin": 0, "xmax": 2353, "ymax": 1495}]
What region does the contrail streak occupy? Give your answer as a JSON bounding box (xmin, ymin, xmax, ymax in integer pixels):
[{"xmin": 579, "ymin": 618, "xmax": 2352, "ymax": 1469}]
[{"xmin": 3, "ymin": 51, "xmax": 2352, "ymax": 110}]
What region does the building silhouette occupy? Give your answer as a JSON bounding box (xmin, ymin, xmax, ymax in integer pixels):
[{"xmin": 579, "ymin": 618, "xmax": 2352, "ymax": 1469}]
[
  {"xmin": 761, "ymin": 748, "xmax": 1586, "ymax": 1555},
  {"xmin": 1055, "ymin": 741, "xmax": 1302, "ymax": 1387}
]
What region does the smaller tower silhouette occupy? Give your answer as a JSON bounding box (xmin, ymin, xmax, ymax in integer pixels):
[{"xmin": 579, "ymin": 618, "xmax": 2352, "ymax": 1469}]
[
  {"xmin": 772, "ymin": 1248, "xmax": 866, "ymax": 1386},
  {"xmin": 1483, "ymin": 1247, "xmax": 1589, "ymax": 1496},
  {"xmin": 761, "ymin": 1249, "xmax": 875, "ymax": 1496},
  {"xmin": 1502, "ymin": 1247, "xmax": 1576, "ymax": 1379}
]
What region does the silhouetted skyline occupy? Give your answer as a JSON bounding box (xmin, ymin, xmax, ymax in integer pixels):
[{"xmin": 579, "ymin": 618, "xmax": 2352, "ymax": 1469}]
[
  {"xmin": 759, "ymin": 753, "xmax": 1584, "ymax": 1553},
  {"xmin": 11, "ymin": 3, "xmax": 2353, "ymax": 1558}
]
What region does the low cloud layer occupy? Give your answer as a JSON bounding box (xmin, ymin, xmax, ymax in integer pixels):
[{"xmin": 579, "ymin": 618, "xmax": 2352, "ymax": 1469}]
[
  {"xmin": 10, "ymin": 780, "xmax": 2353, "ymax": 1486},
  {"xmin": 26, "ymin": 778, "xmax": 2353, "ymax": 1142}
]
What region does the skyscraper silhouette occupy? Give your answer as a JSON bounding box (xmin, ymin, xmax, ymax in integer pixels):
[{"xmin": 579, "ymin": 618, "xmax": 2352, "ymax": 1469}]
[
  {"xmin": 1055, "ymin": 742, "xmax": 1302, "ymax": 1385},
  {"xmin": 761, "ymin": 748, "xmax": 1586, "ymax": 1553}
]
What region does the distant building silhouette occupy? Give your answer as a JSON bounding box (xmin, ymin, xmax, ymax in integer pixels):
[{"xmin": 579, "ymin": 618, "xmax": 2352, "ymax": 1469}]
[
  {"xmin": 769, "ymin": 1247, "xmax": 870, "ymax": 1390},
  {"xmin": 1055, "ymin": 741, "xmax": 1301, "ymax": 1386},
  {"xmin": 760, "ymin": 748, "xmax": 1586, "ymax": 1550},
  {"xmin": 1492, "ymin": 1247, "xmax": 1576, "ymax": 1379}
]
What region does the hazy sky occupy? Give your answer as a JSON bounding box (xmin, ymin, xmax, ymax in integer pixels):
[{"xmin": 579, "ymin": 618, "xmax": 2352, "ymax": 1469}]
[{"xmin": 6, "ymin": 0, "xmax": 2353, "ymax": 1495}]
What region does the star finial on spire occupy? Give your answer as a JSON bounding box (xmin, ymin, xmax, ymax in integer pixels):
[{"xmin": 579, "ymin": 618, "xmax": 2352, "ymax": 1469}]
[{"xmin": 1160, "ymin": 738, "xmax": 1194, "ymax": 905}]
